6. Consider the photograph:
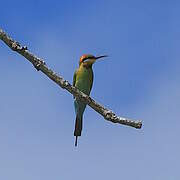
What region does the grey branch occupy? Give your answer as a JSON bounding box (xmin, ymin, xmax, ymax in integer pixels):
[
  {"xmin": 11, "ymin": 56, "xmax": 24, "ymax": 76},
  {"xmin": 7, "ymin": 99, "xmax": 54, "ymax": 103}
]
[{"xmin": 0, "ymin": 28, "xmax": 142, "ymax": 129}]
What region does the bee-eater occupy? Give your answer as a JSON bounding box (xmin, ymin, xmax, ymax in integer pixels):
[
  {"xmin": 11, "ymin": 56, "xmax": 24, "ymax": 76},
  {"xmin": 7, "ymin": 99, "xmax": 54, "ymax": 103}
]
[{"xmin": 73, "ymin": 54, "xmax": 107, "ymax": 146}]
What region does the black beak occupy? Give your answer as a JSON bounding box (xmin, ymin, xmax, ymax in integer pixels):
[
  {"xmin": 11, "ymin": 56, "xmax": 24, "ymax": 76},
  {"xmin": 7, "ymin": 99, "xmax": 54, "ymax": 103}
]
[{"xmin": 95, "ymin": 55, "xmax": 108, "ymax": 60}]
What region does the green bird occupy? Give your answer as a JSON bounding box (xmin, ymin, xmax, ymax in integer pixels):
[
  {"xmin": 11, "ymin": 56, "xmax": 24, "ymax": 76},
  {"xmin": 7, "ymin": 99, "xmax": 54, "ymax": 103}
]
[{"xmin": 73, "ymin": 54, "xmax": 107, "ymax": 146}]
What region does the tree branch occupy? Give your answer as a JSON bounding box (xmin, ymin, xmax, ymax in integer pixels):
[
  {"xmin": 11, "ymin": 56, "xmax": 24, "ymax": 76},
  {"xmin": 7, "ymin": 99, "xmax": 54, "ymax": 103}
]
[{"xmin": 0, "ymin": 28, "xmax": 142, "ymax": 129}]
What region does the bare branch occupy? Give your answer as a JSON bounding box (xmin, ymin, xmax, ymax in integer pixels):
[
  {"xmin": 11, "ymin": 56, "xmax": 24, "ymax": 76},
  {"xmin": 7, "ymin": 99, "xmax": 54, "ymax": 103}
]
[{"xmin": 0, "ymin": 28, "xmax": 142, "ymax": 129}]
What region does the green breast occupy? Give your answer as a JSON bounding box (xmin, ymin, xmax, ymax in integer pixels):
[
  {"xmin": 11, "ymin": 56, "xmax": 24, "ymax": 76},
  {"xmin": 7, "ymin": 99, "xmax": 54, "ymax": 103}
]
[{"xmin": 75, "ymin": 66, "xmax": 93, "ymax": 96}]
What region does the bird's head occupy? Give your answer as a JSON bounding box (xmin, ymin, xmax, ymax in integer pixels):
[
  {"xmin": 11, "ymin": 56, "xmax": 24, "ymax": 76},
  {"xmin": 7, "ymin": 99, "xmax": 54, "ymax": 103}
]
[{"xmin": 79, "ymin": 54, "xmax": 108, "ymax": 68}]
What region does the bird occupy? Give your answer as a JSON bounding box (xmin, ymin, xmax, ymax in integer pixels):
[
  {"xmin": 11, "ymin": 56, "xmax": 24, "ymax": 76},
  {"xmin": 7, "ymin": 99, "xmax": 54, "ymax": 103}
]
[{"xmin": 73, "ymin": 54, "xmax": 107, "ymax": 146}]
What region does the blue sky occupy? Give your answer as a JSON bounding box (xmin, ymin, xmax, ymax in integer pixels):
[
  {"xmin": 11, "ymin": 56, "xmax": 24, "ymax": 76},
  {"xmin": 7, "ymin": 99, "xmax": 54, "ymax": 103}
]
[{"xmin": 1, "ymin": 0, "xmax": 180, "ymax": 179}]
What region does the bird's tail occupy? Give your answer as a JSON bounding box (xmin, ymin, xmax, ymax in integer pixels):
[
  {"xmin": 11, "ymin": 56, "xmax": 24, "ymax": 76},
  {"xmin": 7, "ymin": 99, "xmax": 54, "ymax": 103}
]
[{"xmin": 74, "ymin": 115, "xmax": 83, "ymax": 147}]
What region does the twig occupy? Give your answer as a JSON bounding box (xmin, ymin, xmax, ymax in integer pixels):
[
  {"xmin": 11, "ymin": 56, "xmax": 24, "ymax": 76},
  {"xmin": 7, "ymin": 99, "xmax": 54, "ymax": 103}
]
[{"xmin": 0, "ymin": 28, "xmax": 142, "ymax": 129}]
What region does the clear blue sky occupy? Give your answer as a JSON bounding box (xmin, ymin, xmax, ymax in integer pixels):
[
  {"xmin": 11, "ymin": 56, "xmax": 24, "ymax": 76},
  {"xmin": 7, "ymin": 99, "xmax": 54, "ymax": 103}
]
[{"xmin": 1, "ymin": 0, "xmax": 180, "ymax": 179}]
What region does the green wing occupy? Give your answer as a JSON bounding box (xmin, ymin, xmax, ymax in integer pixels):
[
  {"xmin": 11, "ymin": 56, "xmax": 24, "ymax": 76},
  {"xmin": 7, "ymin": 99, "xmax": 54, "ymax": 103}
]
[
  {"xmin": 89, "ymin": 71, "xmax": 93, "ymax": 93},
  {"xmin": 73, "ymin": 69, "xmax": 77, "ymax": 87},
  {"xmin": 73, "ymin": 70, "xmax": 77, "ymax": 99}
]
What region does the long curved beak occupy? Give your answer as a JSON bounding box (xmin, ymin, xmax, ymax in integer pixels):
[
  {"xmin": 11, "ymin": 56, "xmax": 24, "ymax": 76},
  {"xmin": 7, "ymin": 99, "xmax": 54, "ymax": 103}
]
[{"xmin": 95, "ymin": 55, "xmax": 108, "ymax": 60}]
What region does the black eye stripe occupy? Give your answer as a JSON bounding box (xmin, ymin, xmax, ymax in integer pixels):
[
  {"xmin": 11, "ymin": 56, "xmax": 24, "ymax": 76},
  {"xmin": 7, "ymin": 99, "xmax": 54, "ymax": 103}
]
[
  {"xmin": 83, "ymin": 57, "xmax": 88, "ymax": 61},
  {"xmin": 83, "ymin": 56, "xmax": 94, "ymax": 61}
]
